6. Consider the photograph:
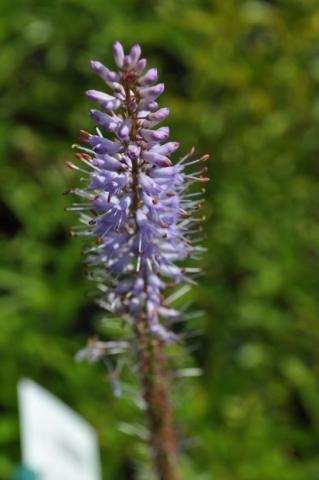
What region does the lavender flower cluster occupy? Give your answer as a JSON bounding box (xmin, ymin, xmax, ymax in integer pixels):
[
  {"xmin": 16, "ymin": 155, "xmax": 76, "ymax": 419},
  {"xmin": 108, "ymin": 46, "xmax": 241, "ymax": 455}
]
[{"xmin": 66, "ymin": 41, "xmax": 209, "ymax": 342}]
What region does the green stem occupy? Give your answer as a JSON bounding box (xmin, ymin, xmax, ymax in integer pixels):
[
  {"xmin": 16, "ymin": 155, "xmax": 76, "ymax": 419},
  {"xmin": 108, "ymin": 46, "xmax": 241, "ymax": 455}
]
[{"xmin": 134, "ymin": 317, "xmax": 180, "ymax": 480}]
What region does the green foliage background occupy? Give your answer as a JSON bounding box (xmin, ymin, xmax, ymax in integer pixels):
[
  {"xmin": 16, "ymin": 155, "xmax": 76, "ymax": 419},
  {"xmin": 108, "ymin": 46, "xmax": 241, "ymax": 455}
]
[{"xmin": 1, "ymin": 0, "xmax": 319, "ymax": 478}]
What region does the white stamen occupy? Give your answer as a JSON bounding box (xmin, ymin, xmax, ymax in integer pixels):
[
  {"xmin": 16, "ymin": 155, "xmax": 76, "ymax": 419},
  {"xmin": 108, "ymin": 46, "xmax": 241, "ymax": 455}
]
[{"xmin": 166, "ymin": 285, "xmax": 191, "ymax": 303}]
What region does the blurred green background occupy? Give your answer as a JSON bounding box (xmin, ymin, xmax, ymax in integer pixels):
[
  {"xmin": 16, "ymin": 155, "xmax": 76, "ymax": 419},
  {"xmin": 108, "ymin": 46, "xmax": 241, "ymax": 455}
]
[{"xmin": 1, "ymin": 0, "xmax": 319, "ymax": 478}]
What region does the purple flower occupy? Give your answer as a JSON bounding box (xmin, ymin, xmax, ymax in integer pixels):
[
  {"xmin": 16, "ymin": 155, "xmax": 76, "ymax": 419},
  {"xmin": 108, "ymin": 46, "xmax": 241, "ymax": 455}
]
[
  {"xmin": 138, "ymin": 83, "xmax": 165, "ymax": 100},
  {"xmin": 112, "ymin": 41, "xmax": 125, "ymax": 68},
  {"xmin": 67, "ymin": 41, "xmax": 209, "ymax": 342},
  {"xmin": 90, "ymin": 61, "xmax": 119, "ymax": 85},
  {"xmin": 138, "ymin": 67, "xmax": 158, "ymax": 86}
]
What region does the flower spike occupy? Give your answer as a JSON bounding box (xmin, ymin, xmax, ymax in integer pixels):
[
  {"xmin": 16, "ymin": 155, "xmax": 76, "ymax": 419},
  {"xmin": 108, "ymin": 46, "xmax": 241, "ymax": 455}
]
[
  {"xmin": 67, "ymin": 41, "xmax": 208, "ymax": 480},
  {"xmin": 67, "ymin": 41, "xmax": 208, "ymax": 343}
]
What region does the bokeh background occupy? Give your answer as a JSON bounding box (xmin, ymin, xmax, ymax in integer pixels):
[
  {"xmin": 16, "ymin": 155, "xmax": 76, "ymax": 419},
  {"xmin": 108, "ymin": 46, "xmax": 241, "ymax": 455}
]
[{"xmin": 1, "ymin": 0, "xmax": 319, "ymax": 478}]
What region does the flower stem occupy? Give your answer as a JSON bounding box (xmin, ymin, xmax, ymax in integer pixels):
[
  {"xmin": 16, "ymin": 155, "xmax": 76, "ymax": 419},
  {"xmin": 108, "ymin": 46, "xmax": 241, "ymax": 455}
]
[
  {"xmin": 124, "ymin": 72, "xmax": 181, "ymax": 480},
  {"xmin": 135, "ymin": 316, "xmax": 180, "ymax": 480}
]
